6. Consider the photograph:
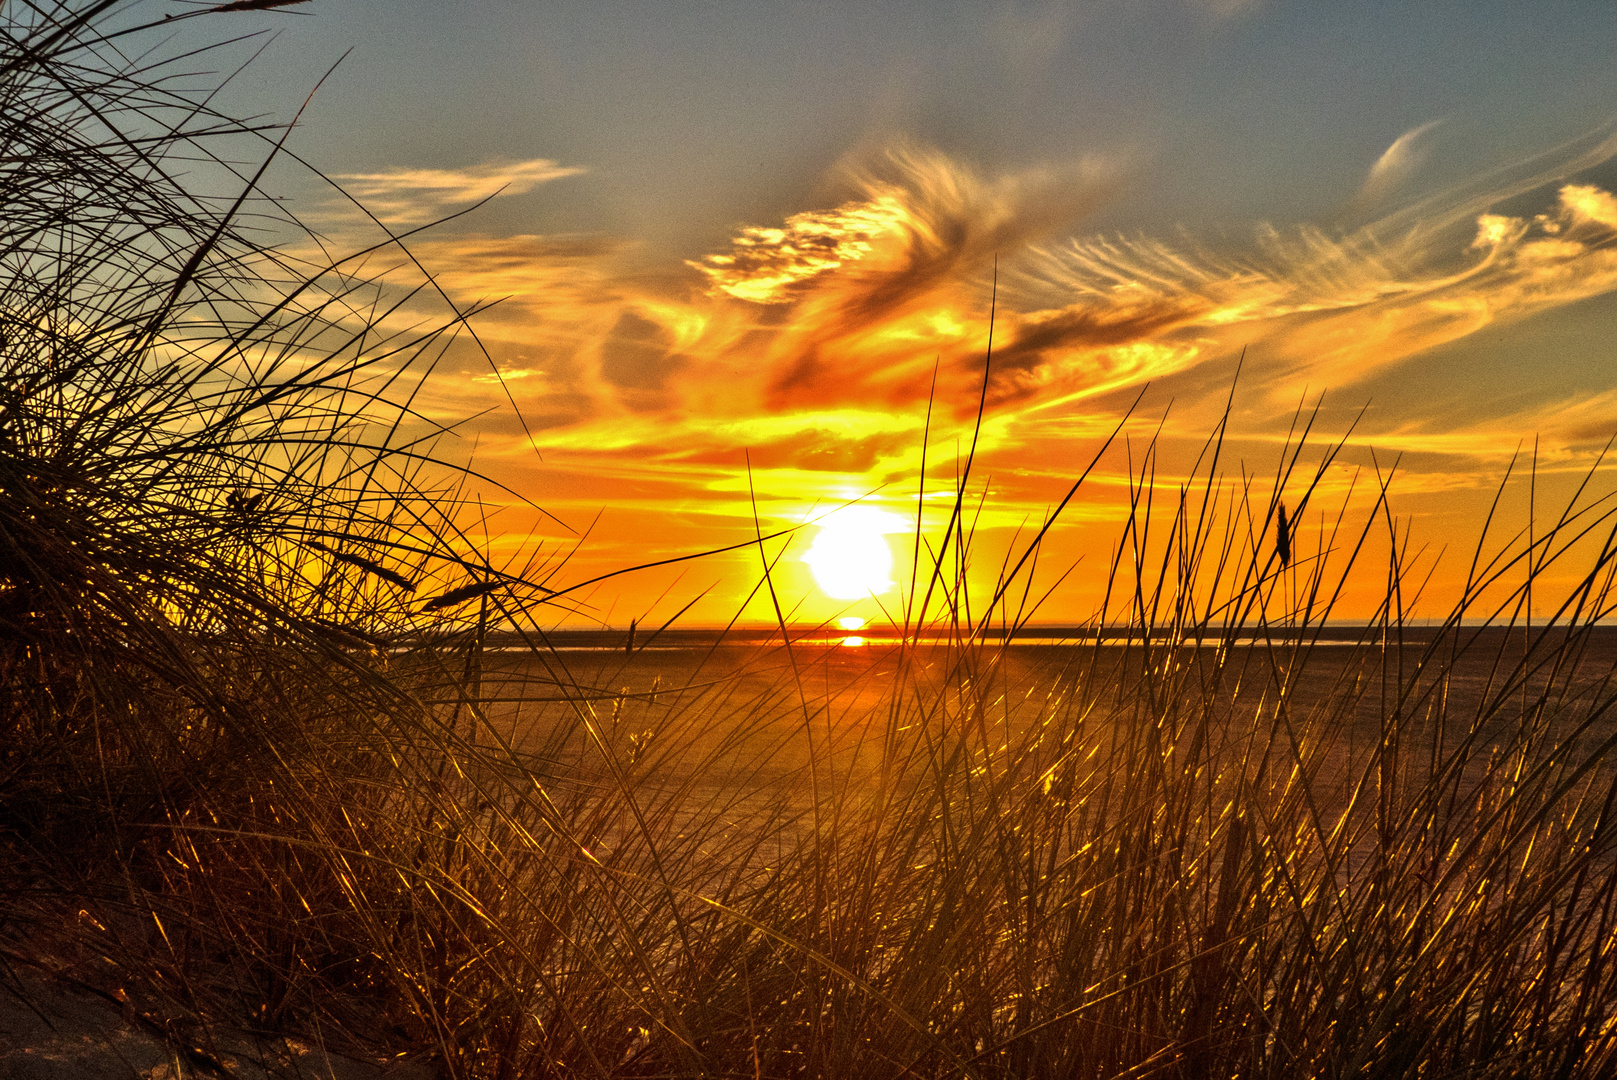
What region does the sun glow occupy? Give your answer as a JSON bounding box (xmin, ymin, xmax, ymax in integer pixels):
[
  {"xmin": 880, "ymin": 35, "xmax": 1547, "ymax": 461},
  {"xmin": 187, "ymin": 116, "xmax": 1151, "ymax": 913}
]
[{"xmin": 802, "ymin": 507, "xmax": 906, "ymax": 600}]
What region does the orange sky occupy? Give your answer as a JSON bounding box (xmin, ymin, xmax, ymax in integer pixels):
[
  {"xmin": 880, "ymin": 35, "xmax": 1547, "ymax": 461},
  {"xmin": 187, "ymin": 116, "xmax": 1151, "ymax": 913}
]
[
  {"xmin": 171, "ymin": 0, "xmax": 1617, "ymax": 632},
  {"xmin": 297, "ymin": 129, "xmax": 1617, "ymax": 630}
]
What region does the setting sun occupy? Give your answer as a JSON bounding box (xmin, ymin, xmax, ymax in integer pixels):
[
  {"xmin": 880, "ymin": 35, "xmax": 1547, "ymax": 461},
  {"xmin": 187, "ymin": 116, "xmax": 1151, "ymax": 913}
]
[{"xmin": 801, "ymin": 507, "xmax": 906, "ymax": 600}]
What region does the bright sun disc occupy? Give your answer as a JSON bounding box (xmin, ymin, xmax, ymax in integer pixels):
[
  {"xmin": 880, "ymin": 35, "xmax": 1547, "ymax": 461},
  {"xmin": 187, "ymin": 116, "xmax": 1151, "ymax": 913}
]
[{"xmin": 802, "ymin": 507, "xmax": 904, "ymax": 600}]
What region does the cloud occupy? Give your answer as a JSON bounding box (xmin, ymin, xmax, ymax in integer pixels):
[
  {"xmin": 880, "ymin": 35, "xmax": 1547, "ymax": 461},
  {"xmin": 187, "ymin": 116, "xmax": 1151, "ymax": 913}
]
[
  {"xmin": 691, "ymin": 194, "xmax": 910, "ymax": 303},
  {"xmin": 694, "ymin": 142, "xmax": 1119, "ymax": 312},
  {"xmin": 304, "ymin": 128, "xmax": 1617, "ymax": 626},
  {"xmin": 1314, "ymin": 385, "xmax": 1617, "ymax": 471},
  {"xmin": 362, "ymin": 129, "xmax": 1617, "ymax": 537},
  {"xmin": 1349, "ymin": 120, "xmax": 1443, "ymax": 212},
  {"xmin": 1187, "ymin": 0, "xmax": 1263, "ymax": 22},
  {"xmin": 674, "ymin": 142, "xmax": 1126, "ymax": 416},
  {"xmin": 661, "ymin": 129, "xmax": 1617, "ymax": 430},
  {"xmin": 1005, "ymin": 129, "xmax": 1617, "ymax": 405},
  {"xmin": 472, "ymin": 368, "xmax": 539, "ymax": 384},
  {"xmin": 1422, "ymin": 384, "xmax": 1617, "ymax": 455},
  {"xmin": 331, "ymin": 158, "xmax": 585, "ymax": 224}
]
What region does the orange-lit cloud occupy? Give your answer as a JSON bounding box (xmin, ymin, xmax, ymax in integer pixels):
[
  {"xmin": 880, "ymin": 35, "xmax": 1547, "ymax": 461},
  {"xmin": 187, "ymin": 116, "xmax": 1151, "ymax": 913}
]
[
  {"xmin": 1009, "ymin": 137, "xmax": 1617, "ymax": 410},
  {"xmin": 332, "ymin": 157, "xmax": 584, "ymax": 224},
  {"xmin": 319, "ymin": 130, "xmax": 1617, "ymax": 624},
  {"xmin": 691, "ymin": 193, "xmax": 911, "ymax": 303},
  {"xmin": 348, "ymin": 133, "xmax": 1617, "ymax": 460}
]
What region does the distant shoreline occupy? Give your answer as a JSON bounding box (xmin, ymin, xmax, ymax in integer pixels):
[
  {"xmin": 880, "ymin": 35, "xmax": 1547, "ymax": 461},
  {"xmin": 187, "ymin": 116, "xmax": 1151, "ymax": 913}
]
[{"xmin": 463, "ymin": 623, "xmax": 1617, "ymax": 652}]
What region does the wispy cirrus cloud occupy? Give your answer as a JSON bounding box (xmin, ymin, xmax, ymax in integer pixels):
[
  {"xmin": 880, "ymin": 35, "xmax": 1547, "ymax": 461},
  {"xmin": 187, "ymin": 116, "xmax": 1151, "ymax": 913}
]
[
  {"xmin": 998, "ymin": 130, "xmax": 1617, "ymax": 411},
  {"xmin": 331, "ymin": 157, "xmax": 584, "ymax": 224},
  {"xmin": 269, "ymin": 107, "xmax": 1617, "ymax": 626},
  {"xmin": 356, "ymin": 128, "xmax": 1617, "ymax": 545},
  {"xmin": 691, "ymin": 194, "xmax": 911, "ymax": 303},
  {"xmin": 673, "ymin": 143, "xmax": 1126, "ymax": 416},
  {"xmin": 659, "ymin": 129, "xmax": 1617, "ymax": 434},
  {"xmin": 1349, "ymin": 119, "xmax": 1443, "ymax": 213}
]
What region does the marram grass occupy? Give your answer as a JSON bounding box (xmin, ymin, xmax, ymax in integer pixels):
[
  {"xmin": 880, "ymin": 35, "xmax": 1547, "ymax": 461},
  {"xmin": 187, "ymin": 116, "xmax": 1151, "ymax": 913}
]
[{"xmin": 6, "ymin": 4, "xmax": 1617, "ymax": 1079}]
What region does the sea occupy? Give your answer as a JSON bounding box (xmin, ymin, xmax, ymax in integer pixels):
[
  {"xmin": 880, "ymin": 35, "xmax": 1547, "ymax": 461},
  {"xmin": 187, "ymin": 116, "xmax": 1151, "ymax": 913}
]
[{"xmin": 444, "ymin": 624, "xmax": 1617, "ymax": 820}]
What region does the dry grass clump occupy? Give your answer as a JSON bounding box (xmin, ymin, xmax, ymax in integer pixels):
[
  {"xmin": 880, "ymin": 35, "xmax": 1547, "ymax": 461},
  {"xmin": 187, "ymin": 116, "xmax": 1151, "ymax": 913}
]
[
  {"xmin": 7, "ymin": 4, "xmax": 1617, "ymax": 1079},
  {"xmin": 343, "ymin": 421, "xmax": 1617, "ymax": 1080},
  {"xmin": 0, "ymin": 0, "xmax": 513, "ymax": 1060}
]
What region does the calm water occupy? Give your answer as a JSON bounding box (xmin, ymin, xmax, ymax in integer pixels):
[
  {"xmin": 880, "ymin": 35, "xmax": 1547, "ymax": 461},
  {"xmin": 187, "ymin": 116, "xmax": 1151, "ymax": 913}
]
[{"xmin": 452, "ymin": 626, "xmax": 1617, "ymax": 810}]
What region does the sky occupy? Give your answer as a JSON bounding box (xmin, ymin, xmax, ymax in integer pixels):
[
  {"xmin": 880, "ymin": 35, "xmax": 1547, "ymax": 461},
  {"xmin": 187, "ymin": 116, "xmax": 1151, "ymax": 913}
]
[{"xmin": 186, "ymin": 0, "xmax": 1617, "ymax": 629}]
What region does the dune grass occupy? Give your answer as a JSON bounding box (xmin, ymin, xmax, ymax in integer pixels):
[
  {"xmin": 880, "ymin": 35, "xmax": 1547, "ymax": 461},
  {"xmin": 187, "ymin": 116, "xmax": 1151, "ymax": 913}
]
[{"xmin": 7, "ymin": 3, "xmax": 1617, "ymax": 1078}]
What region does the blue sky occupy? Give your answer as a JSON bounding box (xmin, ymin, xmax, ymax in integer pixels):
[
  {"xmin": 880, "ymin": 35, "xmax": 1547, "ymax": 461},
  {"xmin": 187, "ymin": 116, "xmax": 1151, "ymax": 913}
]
[{"xmin": 234, "ymin": 1, "xmax": 1617, "ymax": 254}]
